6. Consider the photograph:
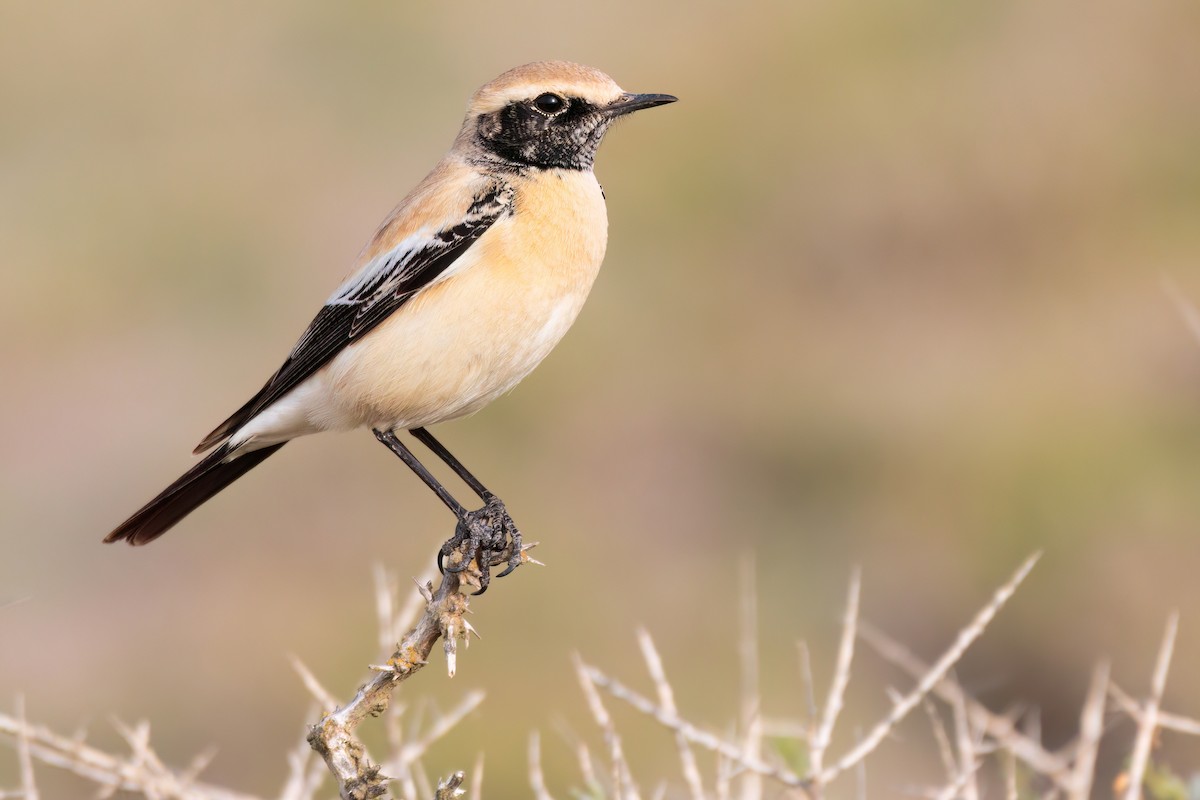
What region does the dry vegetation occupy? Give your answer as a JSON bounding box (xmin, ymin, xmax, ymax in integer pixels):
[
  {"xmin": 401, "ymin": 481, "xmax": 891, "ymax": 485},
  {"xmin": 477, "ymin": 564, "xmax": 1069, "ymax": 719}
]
[
  {"xmin": 5, "ymin": 2, "xmax": 1200, "ymax": 796},
  {"xmin": 3, "ymin": 550, "xmax": 1195, "ymax": 799}
]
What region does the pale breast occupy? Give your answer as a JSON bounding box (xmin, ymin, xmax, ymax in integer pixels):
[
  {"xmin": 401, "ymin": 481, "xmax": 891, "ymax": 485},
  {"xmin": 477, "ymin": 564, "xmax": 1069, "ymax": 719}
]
[{"xmin": 318, "ymin": 168, "xmax": 609, "ymax": 431}]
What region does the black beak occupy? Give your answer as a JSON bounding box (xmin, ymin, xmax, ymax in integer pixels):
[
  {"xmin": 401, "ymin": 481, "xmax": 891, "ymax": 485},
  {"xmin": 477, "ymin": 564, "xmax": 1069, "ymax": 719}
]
[{"xmin": 604, "ymin": 92, "xmax": 678, "ymax": 118}]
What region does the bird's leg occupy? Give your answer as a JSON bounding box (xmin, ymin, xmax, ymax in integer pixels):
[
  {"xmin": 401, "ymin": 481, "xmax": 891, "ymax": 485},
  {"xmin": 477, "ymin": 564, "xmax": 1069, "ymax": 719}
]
[
  {"xmin": 409, "ymin": 427, "xmax": 493, "ymax": 502},
  {"xmin": 373, "ymin": 428, "xmax": 468, "ymax": 516},
  {"xmin": 409, "ymin": 427, "xmax": 523, "ymax": 580},
  {"xmin": 373, "ymin": 429, "xmax": 487, "ymax": 588},
  {"xmin": 373, "ymin": 429, "xmax": 518, "ymax": 591}
]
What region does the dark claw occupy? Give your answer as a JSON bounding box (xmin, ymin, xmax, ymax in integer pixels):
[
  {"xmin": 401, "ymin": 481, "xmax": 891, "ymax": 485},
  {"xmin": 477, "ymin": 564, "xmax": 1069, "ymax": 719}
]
[
  {"xmin": 494, "ymin": 513, "xmax": 523, "ymax": 579},
  {"xmin": 434, "ymin": 497, "xmax": 523, "ymax": 591},
  {"xmin": 494, "ymin": 528, "xmax": 523, "ymax": 579},
  {"xmin": 442, "ymin": 556, "xmax": 471, "ymax": 574}
]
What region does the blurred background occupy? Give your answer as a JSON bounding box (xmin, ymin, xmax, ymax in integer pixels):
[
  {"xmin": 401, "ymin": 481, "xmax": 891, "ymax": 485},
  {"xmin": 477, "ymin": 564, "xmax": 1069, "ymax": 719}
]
[{"xmin": 3, "ymin": 0, "xmax": 1200, "ymax": 795}]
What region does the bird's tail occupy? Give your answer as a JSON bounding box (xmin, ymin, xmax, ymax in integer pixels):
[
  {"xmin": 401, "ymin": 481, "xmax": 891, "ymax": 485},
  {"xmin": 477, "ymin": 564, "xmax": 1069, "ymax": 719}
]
[{"xmin": 104, "ymin": 442, "xmax": 286, "ymax": 545}]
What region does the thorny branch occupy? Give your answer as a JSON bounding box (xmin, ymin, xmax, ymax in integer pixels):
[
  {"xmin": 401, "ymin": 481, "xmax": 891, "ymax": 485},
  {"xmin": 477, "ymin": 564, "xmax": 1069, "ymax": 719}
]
[
  {"xmin": 1, "ymin": 540, "xmax": 530, "ymax": 800},
  {"xmin": 0, "ymin": 710, "xmax": 257, "ymax": 800},
  {"xmin": 562, "ymin": 554, "xmax": 1200, "ymax": 800},
  {"xmin": 306, "ymin": 542, "xmax": 533, "ymax": 800},
  {"xmin": 6, "ymin": 547, "xmax": 1200, "ymax": 799},
  {"xmin": 572, "ymin": 553, "xmax": 1039, "ymax": 796}
]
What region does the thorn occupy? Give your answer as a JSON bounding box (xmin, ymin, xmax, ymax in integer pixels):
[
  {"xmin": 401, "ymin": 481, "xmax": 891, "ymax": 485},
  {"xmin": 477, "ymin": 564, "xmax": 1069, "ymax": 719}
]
[
  {"xmin": 414, "ymin": 578, "xmax": 434, "ymax": 603},
  {"xmin": 437, "ymin": 770, "xmax": 467, "ymax": 799},
  {"xmin": 462, "ymin": 619, "xmax": 481, "ymax": 640},
  {"xmin": 368, "ymin": 664, "xmax": 397, "ymax": 674},
  {"xmin": 445, "ymin": 626, "xmax": 460, "ymax": 678}
]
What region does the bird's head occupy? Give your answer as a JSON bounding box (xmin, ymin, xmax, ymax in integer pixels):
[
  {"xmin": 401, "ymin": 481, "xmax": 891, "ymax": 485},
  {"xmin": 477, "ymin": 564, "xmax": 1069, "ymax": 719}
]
[{"xmin": 459, "ymin": 61, "xmax": 676, "ymax": 171}]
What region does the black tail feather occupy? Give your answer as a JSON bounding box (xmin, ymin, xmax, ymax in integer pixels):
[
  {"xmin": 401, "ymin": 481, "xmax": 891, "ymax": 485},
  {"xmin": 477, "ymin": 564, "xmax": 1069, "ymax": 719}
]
[
  {"xmin": 104, "ymin": 442, "xmax": 286, "ymax": 545},
  {"xmin": 194, "ymin": 392, "xmax": 264, "ymax": 455}
]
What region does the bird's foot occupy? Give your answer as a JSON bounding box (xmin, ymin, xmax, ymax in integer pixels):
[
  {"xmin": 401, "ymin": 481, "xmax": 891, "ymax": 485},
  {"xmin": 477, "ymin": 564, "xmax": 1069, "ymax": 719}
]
[{"xmin": 437, "ymin": 496, "xmax": 523, "ymax": 594}]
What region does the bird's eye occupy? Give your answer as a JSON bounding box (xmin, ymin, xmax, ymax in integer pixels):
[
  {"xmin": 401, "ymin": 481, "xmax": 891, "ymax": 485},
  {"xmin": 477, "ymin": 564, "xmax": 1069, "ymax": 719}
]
[{"xmin": 532, "ymin": 93, "xmax": 566, "ymax": 114}]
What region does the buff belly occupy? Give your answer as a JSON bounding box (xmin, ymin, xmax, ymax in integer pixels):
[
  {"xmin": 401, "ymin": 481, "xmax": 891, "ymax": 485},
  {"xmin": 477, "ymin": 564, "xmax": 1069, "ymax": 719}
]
[
  {"xmin": 320, "ymin": 260, "xmax": 593, "ymax": 431},
  {"xmin": 227, "ymin": 168, "xmax": 608, "ymax": 451}
]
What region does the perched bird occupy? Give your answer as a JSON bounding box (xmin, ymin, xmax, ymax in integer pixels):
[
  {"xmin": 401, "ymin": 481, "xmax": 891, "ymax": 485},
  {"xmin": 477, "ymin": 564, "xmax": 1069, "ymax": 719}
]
[{"xmin": 104, "ymin": 61, "xmax": 676, "ymax": 587}]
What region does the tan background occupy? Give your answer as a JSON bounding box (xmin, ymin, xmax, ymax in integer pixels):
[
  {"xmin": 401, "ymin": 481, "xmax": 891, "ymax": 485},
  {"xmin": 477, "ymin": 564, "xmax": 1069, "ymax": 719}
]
[{"xmin": 3, "ymin": 0, "xmax": 1200, "ymax": 794}]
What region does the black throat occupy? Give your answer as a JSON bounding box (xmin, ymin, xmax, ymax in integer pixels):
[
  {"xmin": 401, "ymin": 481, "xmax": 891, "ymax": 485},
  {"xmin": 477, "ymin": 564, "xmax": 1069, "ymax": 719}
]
[{"xmin": 474, "ymin": 100, "xmax": 608, "ymax": 171}]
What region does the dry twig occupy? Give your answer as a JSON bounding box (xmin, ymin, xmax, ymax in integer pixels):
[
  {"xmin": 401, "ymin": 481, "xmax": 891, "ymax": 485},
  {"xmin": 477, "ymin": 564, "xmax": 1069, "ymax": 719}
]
[
  {"xmin": 574, "ymin": 654, "xmax": 641, "ymax": 800},
  {"xmin": 1065, "ymin": 661, "xmax": 1109, "ymax": 800},
  {"xmin": 737, "ymin": 558, "xmax": 763, "ymax": 800},
  {"xmin": 637, "ymin": 630, "xmax": 705, "ymax": 800},
  {"xmin": 14, "ymin": 696, "xmax": 39, "ymax": 800},
  {"xmin": 816, "ymin": 553, "xmax": 1039, "ymax": 786},
  {"xmin": 527, "ymin": 731, "xmax": 555, "ymax": 800},
  {"xmin": 858, "ymin": 624, "xmax": 1068, "ymax": 781},
  {"xmin": 808, "ymin": 568, "xmax": 861, "ymax": 784},
  {"xmin": 307, "ymin": 544, "xmax": 530, "ymax": 800},
  {"xmin": 1109, "ymin": 683, "xmax": 1200, "ymax": 737},
  {"xmin": 0, "ymin": 711, "xmax": 256, "ymax": 800},
  {"xmin": 1122, "ymin": 611, "xmax": 1179, "ymax": 800},
  {"xmin": 579, "ymin": 662, "xmax": 804, "ymax": 786}
]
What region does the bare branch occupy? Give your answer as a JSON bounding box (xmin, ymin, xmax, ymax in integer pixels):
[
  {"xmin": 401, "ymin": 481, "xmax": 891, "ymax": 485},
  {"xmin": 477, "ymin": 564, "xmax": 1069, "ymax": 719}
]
[
  {"xmin": 574, "ymin": 654, "xmax": 640, "ymax": 800},
  {"xmin": 1123, "ymin": 611, "xmax": 1179, "ymax": 800},
  {"xmin": 636, "ymin": 629, "xmax": 705, "ymax": 800},
  {"xmin": 949, "ymin": 674, "xmax": 979, "ymax": 800},
  {"xmin": 15, "ymin": 696, "xmax": 39, "ymax": 800},
  {"xmin": 413, "ymin": 760, "xmax": 434, "ymax": 800},
  {"xmin": 0, "ymin": 712, "xmax": 259, "ymax": 800},
  {"xmin": 1109, "ymin": 682, "xmax": 1200, "ymax": 736},
  {"xmin": 715, "ymin": 753, "xmax": 732, "ymax": 800},
  {"xmin": 527, "ymin": 732, "xmax": 555, "ymax": 800},
  {"xmin": 797, "ymin": 641, "xmax": 817, "ymax": 735},
  {"xmin": 922, "ymin": 700, "xmax": 956, "ymax": 783},
  {"xmin": 372, "ymin": 564, "xmax": 398, "ymax": 657},
  {"xmin": 310, "ymin": 575, "xmax": 458, "ymax": 798},
  {"xmin": 930, "ymin": 764, "xmax": 981, "ymax": 800},
  {"xmin": 818, "ymin": 552, "xmax": 1039, "ymax": 785},
  {"xmin": 859, "ymin": 621, "xmax": 1068, "ymax": 780},
  {"xmin": 279, "ymin": 710, "xmax": 326, "ymax": 800},
  {"xmin": 307, "ymin": 538, "xmax": 532, "ymax": 800},
  {"xmin": 468, "ymin": 752, "xmax": 484, "ymax": 800},
  {"xmin": 579, "ymin": 662, "xmax": 804, "ymax": 786},
  {"xmin": 1002, "ymin": 749, "xmax": 1017, "ymax": 800},
  {"xmin": 1066, "ymin": 661, "xmax": 1109, "ymax": 800},
  {"xmin": 289, "ymin": 656, "xmax": 340, "ymax": 714},
  {"xmin": 809, "ymin": 567, "xmax": 861, "ymax": 780},
  {"xmin": 737, "ymin": 557, "xmax": 763, "ymax": 800},
  {"xmin": 852, "ymin": 728, "xmax": 866, "ymax": 800},
  {"xmin": 388, "ymin": 691, "xmax": 486, "ymax": 774}
]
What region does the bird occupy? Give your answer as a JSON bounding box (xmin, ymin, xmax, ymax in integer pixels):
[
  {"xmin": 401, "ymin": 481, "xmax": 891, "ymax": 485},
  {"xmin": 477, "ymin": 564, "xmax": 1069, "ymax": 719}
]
[{"xmin": 104, "ymin": 61, "xmax": 676, "ymax": 588}]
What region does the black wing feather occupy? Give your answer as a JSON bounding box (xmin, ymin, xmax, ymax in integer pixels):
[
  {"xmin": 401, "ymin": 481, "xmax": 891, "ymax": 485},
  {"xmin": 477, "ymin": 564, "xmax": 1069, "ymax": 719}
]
[{"xmin": 195, "ymin": 184, "xmax": 513, "ymax": 453}]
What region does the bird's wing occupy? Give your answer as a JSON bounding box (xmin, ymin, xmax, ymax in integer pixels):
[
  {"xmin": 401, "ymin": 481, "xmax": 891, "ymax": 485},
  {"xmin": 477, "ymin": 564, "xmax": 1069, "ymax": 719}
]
[{"xmin": 195, "ymin": 181, "xmax": 515, "ymax": 453}]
